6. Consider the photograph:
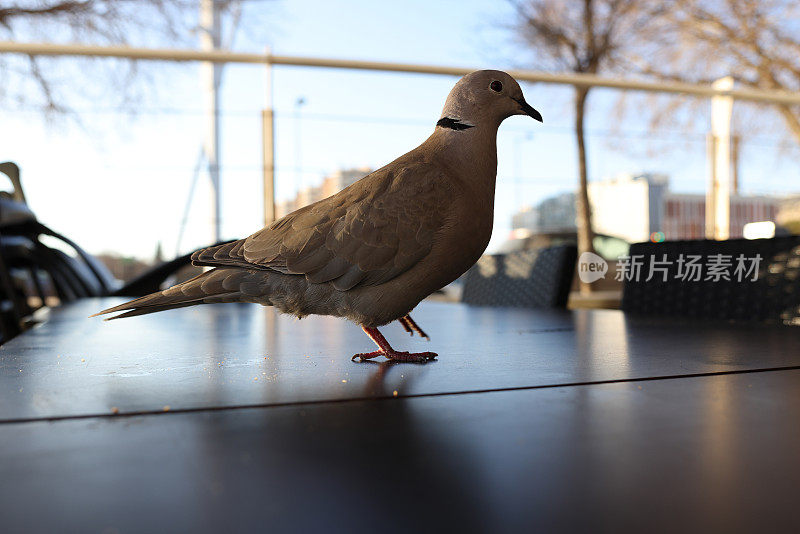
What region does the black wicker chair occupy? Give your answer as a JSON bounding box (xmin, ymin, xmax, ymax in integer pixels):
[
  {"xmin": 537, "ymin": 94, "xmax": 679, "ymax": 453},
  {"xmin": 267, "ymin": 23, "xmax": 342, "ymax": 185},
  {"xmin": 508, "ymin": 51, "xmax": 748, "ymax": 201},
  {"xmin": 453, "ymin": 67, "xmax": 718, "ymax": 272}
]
[
  {"xmin": 0, "ymin": 161, "xmax": 226, "ymax": 343},
  {"xmin": 621, "ymin": 236, "xmax": 800, "ymax": 325},
  {"xmin": 461, "ymin": 245, "xmax": 578, "ymax": 309}
]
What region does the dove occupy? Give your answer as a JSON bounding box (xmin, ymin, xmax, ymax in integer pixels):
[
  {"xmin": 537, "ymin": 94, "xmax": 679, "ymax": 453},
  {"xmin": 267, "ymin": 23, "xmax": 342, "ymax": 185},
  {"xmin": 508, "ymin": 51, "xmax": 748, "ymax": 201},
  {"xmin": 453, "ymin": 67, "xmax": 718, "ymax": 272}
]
[{"xmin": 92, "ymin": 70, "xmax": 542, "ymax": 362}]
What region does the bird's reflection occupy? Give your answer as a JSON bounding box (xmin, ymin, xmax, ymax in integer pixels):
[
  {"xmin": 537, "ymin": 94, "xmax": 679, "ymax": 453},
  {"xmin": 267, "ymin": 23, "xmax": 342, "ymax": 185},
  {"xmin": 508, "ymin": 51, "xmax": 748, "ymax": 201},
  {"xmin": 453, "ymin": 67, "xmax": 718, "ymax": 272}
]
[
  {"xmin": 360, "ymin": 360, "xmax": 396, "ymax": 397},
  {"xmin": 357, "ymin": 359, "xmax": 432, "ymax": 397},
  {"xmin": 193, "ymin": 360, "xmax": 488, "ymax": 533}
]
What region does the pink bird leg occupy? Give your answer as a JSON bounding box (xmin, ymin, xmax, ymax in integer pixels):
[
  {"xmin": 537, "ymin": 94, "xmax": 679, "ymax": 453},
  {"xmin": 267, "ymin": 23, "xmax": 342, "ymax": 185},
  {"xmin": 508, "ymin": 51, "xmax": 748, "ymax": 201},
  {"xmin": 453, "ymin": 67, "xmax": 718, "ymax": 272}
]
[{"xmin": 352, "ymin": 326, "xmax": 437, "ymax": 363}]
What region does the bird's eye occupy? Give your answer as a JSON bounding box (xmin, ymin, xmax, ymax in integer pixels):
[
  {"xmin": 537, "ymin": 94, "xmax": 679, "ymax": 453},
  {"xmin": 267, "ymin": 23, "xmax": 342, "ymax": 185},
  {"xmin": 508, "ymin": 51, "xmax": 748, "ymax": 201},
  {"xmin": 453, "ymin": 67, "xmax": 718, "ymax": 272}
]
[{"xmin": 490, "ymin": 80, "xmax": 503, "ymax": 92}]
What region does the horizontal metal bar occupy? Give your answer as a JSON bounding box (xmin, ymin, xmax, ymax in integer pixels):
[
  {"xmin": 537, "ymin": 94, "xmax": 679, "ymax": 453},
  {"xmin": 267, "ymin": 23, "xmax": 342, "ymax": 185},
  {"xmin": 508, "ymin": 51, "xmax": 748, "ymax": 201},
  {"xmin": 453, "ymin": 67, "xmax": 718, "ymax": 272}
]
[
  {"xmin": 269, "ymin": 55, "xmax": 800, "ymax": 105},
  {"xmin": 2, "ymin": 41, "xmax": 800, "ymax": 105},
  {"xmin": 0, "ymin": 41, "xmax": 267, "ymax": 63}
]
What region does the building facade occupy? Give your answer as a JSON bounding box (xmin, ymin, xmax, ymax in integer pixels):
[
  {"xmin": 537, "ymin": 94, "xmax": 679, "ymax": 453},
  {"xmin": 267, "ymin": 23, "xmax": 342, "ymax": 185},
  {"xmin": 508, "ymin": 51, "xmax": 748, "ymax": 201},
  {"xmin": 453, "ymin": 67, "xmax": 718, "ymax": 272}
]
[
  {"xmin": 511, "ymin": 193, "xmax": 577, "ymax": 235},
  {"xmin": 589, "ymin": 173, "xmax": 780, "ymax": 242},
  {"xmin": 511, "ymin": 172, "xmax": 782, "ymax": 243},
  {"xmin": 276, "ymin": 167, "xmax": 372, "ymax": 219},
  {"xmin": 777, "ymin": 196, "xmax": 800, "ymax": 234}
]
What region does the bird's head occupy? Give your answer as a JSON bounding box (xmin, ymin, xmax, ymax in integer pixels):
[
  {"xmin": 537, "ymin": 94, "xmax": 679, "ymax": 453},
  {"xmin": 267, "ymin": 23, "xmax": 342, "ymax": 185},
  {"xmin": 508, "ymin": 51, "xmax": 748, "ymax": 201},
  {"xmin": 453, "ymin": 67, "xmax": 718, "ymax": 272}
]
[{"xmin": 437, "ymin": 70, "xmax": 542, "ymax": 131}]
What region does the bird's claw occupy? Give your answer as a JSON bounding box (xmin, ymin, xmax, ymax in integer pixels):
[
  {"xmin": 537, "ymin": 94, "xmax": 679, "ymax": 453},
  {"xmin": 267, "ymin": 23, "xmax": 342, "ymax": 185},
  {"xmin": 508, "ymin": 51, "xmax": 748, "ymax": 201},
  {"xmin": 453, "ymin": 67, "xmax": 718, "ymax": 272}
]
[
  {"xmin": 389, "ymin": 351, "xmax": 437, "ymax": 363},
  {"xmin": 351, "ymin": 350, "xmax": 437, "ymax": 363},
  {"xmin": 351, "ymin": 350, "xmax": 383, "ymax": 362}
]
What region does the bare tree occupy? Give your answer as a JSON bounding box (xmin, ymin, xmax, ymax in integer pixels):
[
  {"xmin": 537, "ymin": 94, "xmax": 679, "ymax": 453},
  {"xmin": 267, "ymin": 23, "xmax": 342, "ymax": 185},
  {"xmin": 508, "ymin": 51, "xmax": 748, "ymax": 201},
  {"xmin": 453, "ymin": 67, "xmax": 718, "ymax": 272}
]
[
  {"xmin": 631, "ymin": 0, "xmax": 800, "ymax": 146},
  {"xmin": 0, "ymin": 1, "xmax": 251, "ymax": 114},
  {"xmin": 509, "ymin": 0, "xmax": 664, "ymax": 293}
]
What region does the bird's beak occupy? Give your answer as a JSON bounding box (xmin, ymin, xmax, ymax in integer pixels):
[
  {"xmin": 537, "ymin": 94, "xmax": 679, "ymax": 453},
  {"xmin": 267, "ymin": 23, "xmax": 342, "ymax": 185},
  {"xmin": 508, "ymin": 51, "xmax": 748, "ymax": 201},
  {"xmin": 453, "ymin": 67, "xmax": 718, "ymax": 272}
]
[{"xmin": 514, "ymin": 97, "xmax": 543, "ymax": 122}]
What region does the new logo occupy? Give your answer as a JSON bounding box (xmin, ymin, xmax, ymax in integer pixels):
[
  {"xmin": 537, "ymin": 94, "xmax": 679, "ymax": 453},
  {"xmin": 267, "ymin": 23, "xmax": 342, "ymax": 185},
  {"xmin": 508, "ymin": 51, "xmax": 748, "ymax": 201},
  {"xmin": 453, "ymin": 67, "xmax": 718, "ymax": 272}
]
[{"xmin": 578, "ymin": 252, "xmax": 608, "ymax": 283}]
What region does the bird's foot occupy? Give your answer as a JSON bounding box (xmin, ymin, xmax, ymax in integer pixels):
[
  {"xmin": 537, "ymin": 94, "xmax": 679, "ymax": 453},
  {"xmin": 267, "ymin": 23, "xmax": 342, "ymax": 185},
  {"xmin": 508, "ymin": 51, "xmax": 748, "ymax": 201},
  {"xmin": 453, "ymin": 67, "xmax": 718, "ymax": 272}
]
[
  {"xmin": 352, "ymin": 349, "xmax": 437, "ymax": 363},
  {"xmin": 399, "ymin": 314, "xmax": 430, "ymax": 340},
  {"xmin": 354, "ymin": 326, "xmax": 437, "ymax": 363}
]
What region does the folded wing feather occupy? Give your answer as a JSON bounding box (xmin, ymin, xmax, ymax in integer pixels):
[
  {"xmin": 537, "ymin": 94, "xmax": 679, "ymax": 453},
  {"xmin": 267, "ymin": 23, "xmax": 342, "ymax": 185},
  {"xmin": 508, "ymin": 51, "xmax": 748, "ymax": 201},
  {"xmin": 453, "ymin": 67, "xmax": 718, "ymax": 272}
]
[{"xmin": 191, "ymin": 163, "xmax": 448, "ymax": 291}]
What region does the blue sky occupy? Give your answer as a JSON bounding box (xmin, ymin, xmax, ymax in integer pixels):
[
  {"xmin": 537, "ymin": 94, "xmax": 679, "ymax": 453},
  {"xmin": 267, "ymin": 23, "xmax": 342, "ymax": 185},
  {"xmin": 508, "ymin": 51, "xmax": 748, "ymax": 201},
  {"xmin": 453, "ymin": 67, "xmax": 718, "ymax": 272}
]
[{"xmin": 1, "ymin": 0, "xmax": 798, "ymax": 259}]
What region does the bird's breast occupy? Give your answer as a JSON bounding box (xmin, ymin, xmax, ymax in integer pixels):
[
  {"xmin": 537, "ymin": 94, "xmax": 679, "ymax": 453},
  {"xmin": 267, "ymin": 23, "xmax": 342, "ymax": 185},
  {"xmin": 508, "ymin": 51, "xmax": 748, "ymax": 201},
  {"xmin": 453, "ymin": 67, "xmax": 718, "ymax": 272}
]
[{"xmin": 420, "ymin": 195, "xmax": 494, "ymax": 293}]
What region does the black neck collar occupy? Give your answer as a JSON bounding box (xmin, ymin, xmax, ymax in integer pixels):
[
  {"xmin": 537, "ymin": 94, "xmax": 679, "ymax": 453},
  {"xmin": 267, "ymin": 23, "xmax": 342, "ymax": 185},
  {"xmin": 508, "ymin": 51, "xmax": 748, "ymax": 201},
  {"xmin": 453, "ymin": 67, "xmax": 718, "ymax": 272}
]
[{"xmin": 436, "ymin": 117, "xmax": 475, "ymax": 131}]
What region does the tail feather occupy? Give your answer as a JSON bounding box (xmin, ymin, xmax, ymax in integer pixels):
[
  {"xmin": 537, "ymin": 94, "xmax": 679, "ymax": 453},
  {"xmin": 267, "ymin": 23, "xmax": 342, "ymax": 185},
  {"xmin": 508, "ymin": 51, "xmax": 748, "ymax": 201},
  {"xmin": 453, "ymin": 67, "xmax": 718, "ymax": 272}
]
[
  {"xmin": 103, "ymin": 301, "xmax": 203, "ymax": 320},
  {"xmin": 91, "ymin": 268, "xmax": 252, "ymax": 319}
]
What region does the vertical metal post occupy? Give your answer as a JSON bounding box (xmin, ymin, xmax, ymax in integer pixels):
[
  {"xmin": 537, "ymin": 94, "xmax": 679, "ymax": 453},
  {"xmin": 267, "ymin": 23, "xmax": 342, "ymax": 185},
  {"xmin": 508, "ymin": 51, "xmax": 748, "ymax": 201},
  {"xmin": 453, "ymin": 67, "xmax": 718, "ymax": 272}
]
[
  {"xmin": 294, "ymin": 97, "xmax": 306, "ymax": 196},
  {"xmin": 705, "ymin": 133, "xmax": 716, "ymax": 239},
  {"xmin": 262, "ymin": 47, "xmax": 276, "ymax": 226},
  {"xmin": 200, "ymin": 0, "xmax": 222, "ymax": 242},
  {"xmin": 706, "ymin": 76, "xmax": 734, "ymax": 240},
  {"xmin": 731, "ymin": 135, "xmax": 740, "ymax": 195}
]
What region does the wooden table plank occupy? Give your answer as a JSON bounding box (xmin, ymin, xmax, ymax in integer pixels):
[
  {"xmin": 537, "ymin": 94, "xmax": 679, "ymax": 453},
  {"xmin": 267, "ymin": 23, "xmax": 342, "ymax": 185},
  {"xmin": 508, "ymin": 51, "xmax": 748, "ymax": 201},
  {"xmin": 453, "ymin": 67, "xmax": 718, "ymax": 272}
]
[
  {"xmin": 1, "ymin": 297, "xmax": 799, "ymax": 421},
  {"xmin": 2, "ymin": 370, "xmax": 799, "ymax": 533},
  {"xmin": 0, "ymin": 299, "xmax": 800, "ymax": 421}
]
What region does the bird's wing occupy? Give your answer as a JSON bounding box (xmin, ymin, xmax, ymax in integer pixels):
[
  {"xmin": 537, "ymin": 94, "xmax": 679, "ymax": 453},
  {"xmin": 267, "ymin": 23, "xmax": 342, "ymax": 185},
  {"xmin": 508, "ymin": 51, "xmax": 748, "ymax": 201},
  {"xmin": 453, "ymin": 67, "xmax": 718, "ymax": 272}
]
[{"xmin": 192, "ymin": 163, "xmax": 449, "ymax": 291}]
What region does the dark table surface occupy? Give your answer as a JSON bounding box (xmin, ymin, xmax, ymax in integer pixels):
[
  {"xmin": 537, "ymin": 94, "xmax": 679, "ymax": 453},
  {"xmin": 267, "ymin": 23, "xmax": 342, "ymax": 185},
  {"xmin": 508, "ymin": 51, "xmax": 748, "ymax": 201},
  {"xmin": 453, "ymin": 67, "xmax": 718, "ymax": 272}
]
[{"xmin": 2, "ymin": 298, "xmax": 800, "ymax": 533}]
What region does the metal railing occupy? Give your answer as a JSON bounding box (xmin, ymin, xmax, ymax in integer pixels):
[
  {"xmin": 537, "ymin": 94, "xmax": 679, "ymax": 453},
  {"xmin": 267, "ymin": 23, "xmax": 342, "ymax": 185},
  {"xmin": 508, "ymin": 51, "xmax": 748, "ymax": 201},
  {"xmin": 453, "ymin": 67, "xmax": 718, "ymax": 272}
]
[
  {"xmin": 3, "ymin": 41, "xmax": 800, "ymax": 104},
  {"xmin": 2, "ymin": 40, "xmax": 799, "ymax": 236}
]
